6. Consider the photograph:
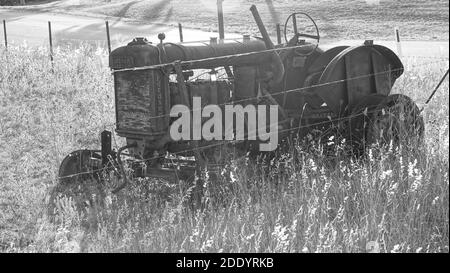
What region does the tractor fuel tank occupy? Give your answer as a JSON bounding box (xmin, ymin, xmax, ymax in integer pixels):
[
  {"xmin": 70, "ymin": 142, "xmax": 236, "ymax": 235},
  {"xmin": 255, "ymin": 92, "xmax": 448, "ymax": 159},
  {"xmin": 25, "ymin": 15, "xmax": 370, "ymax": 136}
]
[{"xmin": 155, "ymin": 39, "xmax": 271, "ymax": 69}]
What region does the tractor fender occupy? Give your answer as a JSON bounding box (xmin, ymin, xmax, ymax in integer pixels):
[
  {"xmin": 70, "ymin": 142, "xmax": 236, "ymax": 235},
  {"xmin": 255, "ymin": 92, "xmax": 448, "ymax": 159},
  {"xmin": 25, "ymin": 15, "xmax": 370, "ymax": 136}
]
[
  {"xmin": 307, "ymin": 45, "xmax": 350, "ymax": 74},
  {"xmin": 313, "ymin": 44, "xmax": 404, "ymax": 116}
]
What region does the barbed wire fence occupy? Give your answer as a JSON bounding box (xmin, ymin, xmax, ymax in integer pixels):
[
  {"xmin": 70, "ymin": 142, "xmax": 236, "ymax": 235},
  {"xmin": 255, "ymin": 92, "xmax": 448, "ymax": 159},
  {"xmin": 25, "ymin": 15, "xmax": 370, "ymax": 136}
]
[
  {"xmin": 0, "ymin": 17, "xmax": 449, "ymax": 186},
  {"xmin": 51, "ymin": 58, "xmax": 448, "ymax": 182},
  {"xmin": 1, "ymin": 17, "xmax": 449, "ymax": 59}
]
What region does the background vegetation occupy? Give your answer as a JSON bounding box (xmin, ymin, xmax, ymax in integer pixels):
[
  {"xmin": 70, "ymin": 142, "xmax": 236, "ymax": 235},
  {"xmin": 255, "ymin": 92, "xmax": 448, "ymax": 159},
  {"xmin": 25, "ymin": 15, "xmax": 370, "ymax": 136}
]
[
  {"xmin": 0, "ymin": 44, "xmax": 448, "ymax": 252},
  {"xmin": 1, "ymin": 0, "xmax": 449, "ymax": 40}
]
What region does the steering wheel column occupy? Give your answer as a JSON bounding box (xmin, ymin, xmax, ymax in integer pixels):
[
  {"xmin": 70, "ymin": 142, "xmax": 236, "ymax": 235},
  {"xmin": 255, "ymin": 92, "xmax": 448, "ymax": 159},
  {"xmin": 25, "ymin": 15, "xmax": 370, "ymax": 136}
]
[{"xmin": 284, "ymin": 12, "xmax": 320, "ymax": 56}]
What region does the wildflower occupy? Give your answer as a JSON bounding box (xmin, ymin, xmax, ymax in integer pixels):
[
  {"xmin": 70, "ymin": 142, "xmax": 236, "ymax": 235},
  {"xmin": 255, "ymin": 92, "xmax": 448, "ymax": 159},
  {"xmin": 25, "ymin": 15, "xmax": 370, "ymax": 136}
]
[{"xmin": 391, "ymin": 244, "xmax": 402, "ymax": 253}]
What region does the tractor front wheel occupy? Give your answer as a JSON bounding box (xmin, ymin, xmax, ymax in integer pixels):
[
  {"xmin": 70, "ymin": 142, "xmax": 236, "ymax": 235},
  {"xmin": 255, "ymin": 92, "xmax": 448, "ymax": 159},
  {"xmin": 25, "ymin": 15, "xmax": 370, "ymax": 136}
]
[{"xmin": 48, "ymin": 150, "xmax": 106, "ymax": 219}]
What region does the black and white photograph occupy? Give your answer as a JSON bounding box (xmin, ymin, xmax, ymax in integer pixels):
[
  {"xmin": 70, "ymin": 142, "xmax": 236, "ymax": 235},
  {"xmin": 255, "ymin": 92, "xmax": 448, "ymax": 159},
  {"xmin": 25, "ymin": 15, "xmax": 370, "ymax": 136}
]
[{"xmin": 0, "ymin": 0, "xmax": 448, "ymax": 261}]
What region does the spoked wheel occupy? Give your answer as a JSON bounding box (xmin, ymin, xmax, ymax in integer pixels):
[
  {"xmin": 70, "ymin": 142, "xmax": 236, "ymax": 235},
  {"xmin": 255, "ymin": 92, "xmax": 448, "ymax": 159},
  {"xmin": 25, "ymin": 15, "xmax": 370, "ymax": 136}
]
[
  {"xmin": 48, "ymin": 150, "xmax": 107, "ymax": 218},
  {"xmin": 350, "ymin": 94, "xmax": 424, "ymax": 155}
]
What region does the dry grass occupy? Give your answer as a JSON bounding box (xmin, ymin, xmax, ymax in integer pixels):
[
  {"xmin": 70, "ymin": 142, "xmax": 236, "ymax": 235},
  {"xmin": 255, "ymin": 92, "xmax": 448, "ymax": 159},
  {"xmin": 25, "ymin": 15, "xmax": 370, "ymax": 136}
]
[{"xmin": 0, "ymin": 44, "xmax": 448, "ymax": 253}]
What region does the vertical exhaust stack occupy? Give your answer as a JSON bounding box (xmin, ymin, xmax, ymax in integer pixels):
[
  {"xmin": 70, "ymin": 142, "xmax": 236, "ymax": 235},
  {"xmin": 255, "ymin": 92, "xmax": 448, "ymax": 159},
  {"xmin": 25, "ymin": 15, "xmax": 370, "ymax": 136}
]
[
  {"xmin": 250, "ymin": 5, "xmax": 275, "ymax": 49},
  {"xmin": 217, "ymin": 0, "xmax": 225, "ymax": 42},
  {"xmin": 250, "ymin": 5, "xmax": 285, "ymax": 84}
]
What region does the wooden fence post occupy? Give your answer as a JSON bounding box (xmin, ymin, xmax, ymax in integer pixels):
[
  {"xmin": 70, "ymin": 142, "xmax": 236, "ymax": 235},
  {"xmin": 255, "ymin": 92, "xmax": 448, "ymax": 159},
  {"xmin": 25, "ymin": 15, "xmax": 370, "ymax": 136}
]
[
  {"xmin": 178, "ymin": 23, "xmax": 183, "ymax": 43},
  {"xmin": 48, "ymin": 21, "xmax": 54, "ymax": 66},
  {"xmin": 2, "ymin": 20, "xmax": 7, "ymax": 49},
  {"xmin": 105, "ymin": 21, "xmax": 111, "ymax": 53},
  {"xmin": 395, "ymin": 27, "xmax": 402, "ymax": 58}
]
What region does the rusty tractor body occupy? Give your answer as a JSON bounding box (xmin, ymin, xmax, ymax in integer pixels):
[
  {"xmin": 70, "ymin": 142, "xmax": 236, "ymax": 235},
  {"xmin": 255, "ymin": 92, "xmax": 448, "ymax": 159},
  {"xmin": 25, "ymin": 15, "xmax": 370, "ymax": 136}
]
[{"xmin": 55, "ymin": 5, "xmax": 424, "ymax": 196}]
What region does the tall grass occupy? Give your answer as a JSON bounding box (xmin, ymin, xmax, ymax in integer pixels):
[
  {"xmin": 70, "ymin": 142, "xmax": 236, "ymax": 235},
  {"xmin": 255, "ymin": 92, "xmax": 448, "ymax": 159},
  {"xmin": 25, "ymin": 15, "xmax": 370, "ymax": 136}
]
[{"xmin": 0, "ymin": 44, "xmax": 448, "ymax": 253}]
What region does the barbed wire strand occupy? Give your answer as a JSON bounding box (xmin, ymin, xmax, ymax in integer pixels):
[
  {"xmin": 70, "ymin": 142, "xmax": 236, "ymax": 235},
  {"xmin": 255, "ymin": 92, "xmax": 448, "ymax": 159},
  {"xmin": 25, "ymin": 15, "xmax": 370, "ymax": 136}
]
[
  {"xmin": 56, "ymin": 58, "xmax": 447, "ymax": 141},
  {"xmin": 56, "ymin": 101, "xmax": 419, "ymax": 181},
  {"xmin": 41, "ymin": 59, "xmax": 447, "ymax": 181},
  {"xmin": 109, "ymin": 58, "xmax": 447, "ymax": 124}
]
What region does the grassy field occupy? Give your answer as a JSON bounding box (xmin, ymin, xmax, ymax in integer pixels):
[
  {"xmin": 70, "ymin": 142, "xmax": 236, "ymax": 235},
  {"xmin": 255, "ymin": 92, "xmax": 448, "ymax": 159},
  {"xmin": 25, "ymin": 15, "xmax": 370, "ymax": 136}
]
[
  {"xmin": 0, "ymin": 44, "xmax": 448, "ymax": 252},
  {"xmin": 6, "ymin": 0, "xmax": 449, "ymax": 41}
]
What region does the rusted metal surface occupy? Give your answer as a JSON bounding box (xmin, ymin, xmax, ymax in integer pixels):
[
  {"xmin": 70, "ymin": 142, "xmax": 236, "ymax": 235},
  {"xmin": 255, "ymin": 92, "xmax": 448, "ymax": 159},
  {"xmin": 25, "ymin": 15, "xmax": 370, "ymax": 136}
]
[
  {"xmin": 114, "ymin": 70, "xmax": 168, "ymax": 137},
  {"xmin": 217, "ymin": 0, "xmax": 225, "ymax": 41},
  {"xmin": 111, "ymin": 38, "xmax": 170, "ymax": 139},
  {"xmin": 106, "ymin": 10, "xmax": 414, "ymax": 168},
  {"xmin": 58, "ymin": 6, "xmax": 425, "ymax": 194},
  {"xmin": 314, "ymin": 45, "xmax": 403, "ymax": 115},
  {"xmin": 250, "ymin": 5, "xmax": 284, "ymax": 84}
]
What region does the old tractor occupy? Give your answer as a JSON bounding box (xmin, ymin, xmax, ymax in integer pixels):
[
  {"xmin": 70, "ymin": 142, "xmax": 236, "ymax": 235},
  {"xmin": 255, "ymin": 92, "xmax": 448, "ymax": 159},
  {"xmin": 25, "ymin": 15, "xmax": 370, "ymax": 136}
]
[{"xmin": 54, "ymin": 5, "xmax": 424, "ymax": 198}]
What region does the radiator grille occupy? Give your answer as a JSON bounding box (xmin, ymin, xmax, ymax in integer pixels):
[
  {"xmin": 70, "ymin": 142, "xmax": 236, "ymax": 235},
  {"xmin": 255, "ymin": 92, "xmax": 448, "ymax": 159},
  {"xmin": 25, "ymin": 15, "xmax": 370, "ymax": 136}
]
[{"xmin": 114, "ymin": 70, "xmax": 168, "ymax": 137}]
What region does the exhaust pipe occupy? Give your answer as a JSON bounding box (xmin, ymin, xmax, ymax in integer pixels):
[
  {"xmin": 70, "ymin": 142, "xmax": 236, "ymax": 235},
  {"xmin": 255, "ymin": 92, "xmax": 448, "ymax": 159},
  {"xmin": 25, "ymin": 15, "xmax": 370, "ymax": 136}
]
[
  {"xmin": 250, "ymin": 5, "xmax": 284, "ymax": 84},
  {"xmin": 250, "ymin": 5, "xmax": 275, "ymax": 49}
]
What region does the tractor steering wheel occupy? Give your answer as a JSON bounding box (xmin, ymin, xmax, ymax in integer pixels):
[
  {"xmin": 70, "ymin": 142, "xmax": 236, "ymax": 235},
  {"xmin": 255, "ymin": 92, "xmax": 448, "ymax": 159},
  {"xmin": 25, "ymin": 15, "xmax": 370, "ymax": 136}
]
[{"xmin": 284, "ymin": 12, "xmax": 320, "ymax": 56}]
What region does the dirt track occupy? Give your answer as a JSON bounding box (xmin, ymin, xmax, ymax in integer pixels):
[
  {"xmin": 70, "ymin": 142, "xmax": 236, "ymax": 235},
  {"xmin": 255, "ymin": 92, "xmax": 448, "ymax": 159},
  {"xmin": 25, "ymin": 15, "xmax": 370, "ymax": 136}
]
[{"xmin": 0, "ymin": 8, "xmax": 241, "ymax": 48}]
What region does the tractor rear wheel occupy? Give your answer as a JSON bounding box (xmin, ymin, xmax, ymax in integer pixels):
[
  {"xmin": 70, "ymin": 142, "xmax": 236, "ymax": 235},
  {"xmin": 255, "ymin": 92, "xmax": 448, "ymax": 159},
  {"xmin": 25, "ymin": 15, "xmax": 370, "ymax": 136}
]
[
  {"xmin": 349, "ymin": 94, "xmax": 424, "ymax": 154},
  {"xmin": 367, "ymin": 94, "xmax": 424, "ymax": 146},
  {"xmin": 349, "ymin": 94, "xmax": 387, "ymax": 154}
]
